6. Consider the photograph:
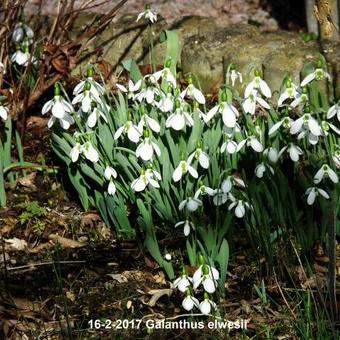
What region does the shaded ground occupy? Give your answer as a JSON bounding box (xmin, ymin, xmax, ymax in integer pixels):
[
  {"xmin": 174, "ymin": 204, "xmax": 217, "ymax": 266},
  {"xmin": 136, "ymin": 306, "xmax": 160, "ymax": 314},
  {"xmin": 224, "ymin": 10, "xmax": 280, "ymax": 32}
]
[{"xmin": 0, "ymin": 118, "xmax": 338, "ymax": 339}]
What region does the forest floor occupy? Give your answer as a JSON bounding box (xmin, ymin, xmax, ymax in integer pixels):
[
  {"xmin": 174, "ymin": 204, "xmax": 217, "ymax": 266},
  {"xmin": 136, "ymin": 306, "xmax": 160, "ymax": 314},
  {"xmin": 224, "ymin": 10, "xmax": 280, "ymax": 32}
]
[{"xmin": 0, "ymin": 118, "xmax": 337, "ymax": 339}]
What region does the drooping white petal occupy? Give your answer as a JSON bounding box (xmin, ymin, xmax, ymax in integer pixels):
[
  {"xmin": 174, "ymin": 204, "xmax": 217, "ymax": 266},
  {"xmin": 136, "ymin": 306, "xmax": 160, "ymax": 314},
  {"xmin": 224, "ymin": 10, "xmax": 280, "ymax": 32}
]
[
  {"xmin": 131, "ymin": 177, "xmax": 146, "ymax": 192},
  {"xmin": 235, "ymin": 201, "xmax": 246, "ymax": 218},
  {"xmin": 70, "ymin": 143, "xmax": 81, "ymax": 162},
  {"xmin": 307, "ymin": 188, "xmax": 316, "ymax": 205},
  {"xmin": 199, "ymin": 152, "xmax": 209, "ymax": 169},
  {"xmin": 87, "ymin": 110, "xmax": 97, "ymax": 128},
  {"xmin": 52, "ymin": 100, "xmax": 65, "ymax": 119},
  {"xmin": 199, "ymin": 300, "xmax": 212, "ymax": 315},
  {"xmin": 327, "ymin": 167, "xmax": 339, "ymax": 183},
  {"xmin": 82, "ymin": 142, "xmax": 99, "ymax": 162},
  {"xmin": 42, "ymin": 99, "xmax": 53, "ymax": 115},
  {"xmin": 203, "ymin": 277, "xmax": 216, "ymax": 293},
  {"xmin": 250, "ymin": 137, "xmax": 264, "ymax": 152},
  {"xmin": 222, "ymin": 105, "xmax": 237, "ymax": 128},
  {"xmin": 301, "ymin": 72, "xmax": 316, "ymax": 87},
  {"xmin": 259, "ymin": 79, "xmax": 272, "ymax": 98},
  {"xmin": 173, "ymin": 165, "xmax": 183, "ymax": 182},
  {"xmin": 221, "ymin": 178, "xmax": 232, "ymax": 193},
  {"xmin": 127, "ymin": 125, "xmax": 141, "ymax": 143},
  {"xmin": 290, "ymin": 117, "xmax": 304, "ymax": 134},
  {"xmin": 193, "ymin": 88, "xmax": 205, "ymax": 104},
  {"xmin": 108, "ymin": 180, "xmax": 116, "ymax": 195},
  {"xmin": 308, "ymin": 118, "xmax": 322, "ymax": 136},
  {"xmin": 313, "ymin": 167, "xmax": 324, "ymax": 184},
  {"xmin": 188, "ymin": 165, "xmax": 199, "ymax": 178},
  {"xmin": 318, "ymin": 188, "xmax": 329, "ymax": 199},
  {"xmin": 204, "ymin": 105, "xmax": 219, "ymax": 123},
  {"xmin": 147, "ymin": 116, "xmax": 160, "ymax": 133},
  {"xmin": 256, "ymin": 96, "xmax": 270, "ymax": 109}
]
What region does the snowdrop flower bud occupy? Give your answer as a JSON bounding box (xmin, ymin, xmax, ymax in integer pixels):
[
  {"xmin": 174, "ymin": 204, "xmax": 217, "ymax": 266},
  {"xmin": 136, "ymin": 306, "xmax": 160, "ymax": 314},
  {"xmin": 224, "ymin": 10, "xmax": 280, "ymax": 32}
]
[
  {"xmin": 263, "ymin": 147, "xmax": 279, "ymax": 163},
  {"xmin": 226, "ymin": 63, "xmax": 242, "ymax": 87},
  {"xmin": 12, "ymin": 23, "xmax": 24, "ymax": 43},
  {"xmin": 164, "ymin": 253, "xmax": 172, "ymax": 261},
  {"xmin": 108, "ymin": 180, "xmax": 116, "ymax": 195}
]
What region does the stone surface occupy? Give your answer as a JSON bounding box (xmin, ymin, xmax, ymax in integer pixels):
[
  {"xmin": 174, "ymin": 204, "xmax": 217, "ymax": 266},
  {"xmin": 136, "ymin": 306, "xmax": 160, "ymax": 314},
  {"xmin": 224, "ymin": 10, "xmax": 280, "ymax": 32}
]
[{"xmin": 182, "ymin": 25, "xmax": 322, "ymax": 94}]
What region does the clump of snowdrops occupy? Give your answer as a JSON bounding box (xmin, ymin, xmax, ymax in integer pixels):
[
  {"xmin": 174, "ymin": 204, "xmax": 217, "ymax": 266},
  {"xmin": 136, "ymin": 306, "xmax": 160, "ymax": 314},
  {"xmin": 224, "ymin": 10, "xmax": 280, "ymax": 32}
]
[{"xmin": 45, "ymin": 6, "xmax": 339, "ymax": 314}]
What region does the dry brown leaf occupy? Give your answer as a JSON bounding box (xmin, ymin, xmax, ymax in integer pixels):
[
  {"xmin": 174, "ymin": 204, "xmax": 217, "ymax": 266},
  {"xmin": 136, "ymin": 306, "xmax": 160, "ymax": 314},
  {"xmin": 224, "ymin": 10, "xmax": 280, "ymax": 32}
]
[
  {"xmin": 107, "ymin": 273, "xmax": 128, "ymax": 283},
  {"xmin": 80, "ymin": 212, "xmax": 102, "ymax": 228},
  {"xmin": 48, "ymin": 234, "xmax": 86, "ymax": 248},
  {"xmin": 4, "ymin": 238, "xmax": 28, "ymax": 250},
  {"xmin": 17, "ymin": 173, "xmax": 37, "ymax": 190},
  {"xmin": 144, "ymin": 288, "xmax": 173, "ymax": 307}
]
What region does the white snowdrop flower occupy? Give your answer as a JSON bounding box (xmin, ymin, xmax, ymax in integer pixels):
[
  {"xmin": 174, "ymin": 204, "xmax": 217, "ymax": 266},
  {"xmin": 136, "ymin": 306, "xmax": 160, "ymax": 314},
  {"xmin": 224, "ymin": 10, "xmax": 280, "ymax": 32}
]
[
  {"xmin": 263, "ymin": 147, "xmax": 279, "ymax": 163},
  {"xmin": 245, "ymin": 70, "xmax": 272, "ymax": 98},
  {"xmin": 333, "ymin": 150, "xmax": 340, "ymax": 169},
  {"xmin": 87, "ymin": 106, "xmax": 107, "ymax": 128},
  {"xmin": 188, "ymin": 146, "xmax": 210, "ymax": 169},
  {"xmin": 212, "ymin": 177, "xmax": 234, "ymax": 206},
  {"xmin": 104, "ymin": 166, "xmax": 117, "ymax": 180},
  {"xmin": 194, "ymin": 183, "xmax": 215, "ymax": 199},
  {"xmin": 228, "ymin": 194, "xmax": 250, "ymax": 218},
  {"xmin": 179, "ymin": 197, "xmax": 202, "ymax": 212},
  {"xmin": 116, "ymin": 79, "xmax": 142, "ymax": 100},
  {"xmin": 73, "ymin": 70, "xmax": 105, "ymax": 99},
  {"xmin": 135, "ymin": 135, "xmax": 161, "ymax": 161},
  {"xmin": 152, "ymin": 60, "xmax": 176, "ymax": 88},
  {"xmin": 137, "ymin": 111, "xmax": 160, "ymax": 133},
  {"xmin": 255, "ymin": 162, "xmax": 274, "ymax": 178},
  {"xmin": 204, "ymin": 96, "xmax": 239, "ymax": 128},
  {"xmin": 279, "ymin": 143, "xmax": 303, "ymax": 162},
  {"xmin": 0, "ymin": 61, "xmax": 5, "ymax": 74},
  {"xmin": 72, "ymin": 85, "xmax": 100, "ymax": 113},
  {"xmin": 221, "ymin": 138, "xmax": 238, "ymax": 154},
  {"xmin": 290, "ymin": 91, "xmax": 309, "ymax": 108},
  {"xmin": 11, "ymin": 49, "xmax": 29, "ymax": 66},
  {"xmin": 0, "ymin": 104, "xmax": 8, "ymax": 121},
  {"xmin": 173, "ymin": 158, "xmax": 198, "ymax": 182},
  {"xmin": 181, "ymin": 76, "xmax": 205, "ymax": 104},
  {"xmin": 42, "ymin": 85, "xmax": 74, "ymax": 120},
  {"xmin": 108, "ymin": 180, "xmax": 116, "ymax": 195},
  {"xmin": 193, "ymin": 265, "xmax": 219, "ymax": 293},
  {"xmin": 131, "ymin": 168, "xmax": 161, "ymax": 192},
  {"xmin": 114, "ymin": 119, "xmax": 142, "ymax": 143},
  {"xmin": 226, "ymin": 64, "xmax": 243, "ymax": 87},
  {"xmin": 70, "ymin": 142, "xmax": 82, "ymax": 162},
  {"xmin": 136, "ymin": 83, "xmax": 161, "ymax": 105},
  {"xmin": 305, "ymin": 187, "xmax": 329, "ymax": 205},
  {"xmin": 47, "ymin": 114, "xmax": 74, "ymax": 130},
  {"xmin": 237, "ymin": 135, "xmax": 264, "ymax": 153},
  {"xmin": 166, "ymin": 101, "xmax": 193, "ymax": 131},
  {"xmin": 157, "ymin": 90, "xmax": 174, "ymax": 112},
  {"xmin": 136, "ymin": 5, "xmax": 157, "ymax": 23},
  {"xmin": 278, "ymin": 79, "xmax": 299, "ymax": 106},
  {"xmin": 182, "ymin": 293, "xmax": 199, "ymax": 312},
  {"xmin": 321, "ymin": 120, "xmax": 340, "ymax": 136},
  {"xmin": 327, "ymin": 103, "xmax": 340, "ymax": 122},
  {"xmin": 175, "ymin": 220, "xmax": 195, "ymax": 236},
  {"xmin": 243, "ymin": 89, "xmax": 270, "ymax": 115},
  {"xmin": 300, "ymin": 67, "xmax": 331, "ymax": 87},
  {"xmin": 174, "ymin": 268, "xmax": 192, "ymax": 292},
  {"xmin": 268, "ymin": 117, "xmax": 293, "ymax": 136},
  {"xmin": 290, "ymin": 113, "xmax": 322, "ymax": 137},
  {"xmin": 81, "ymin": 141, "xmax": 99, "ymax": 163},
  {"xmin": 314, "ymin": 164, "xmax": 339, "ymax": 184},
  {"xmin": 199, "ymin": 295, "xmax": 217, "ymax": 315},
  {"xmin": 12, "ymin": 23, "xmax": 34, "ymax": 44}
]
